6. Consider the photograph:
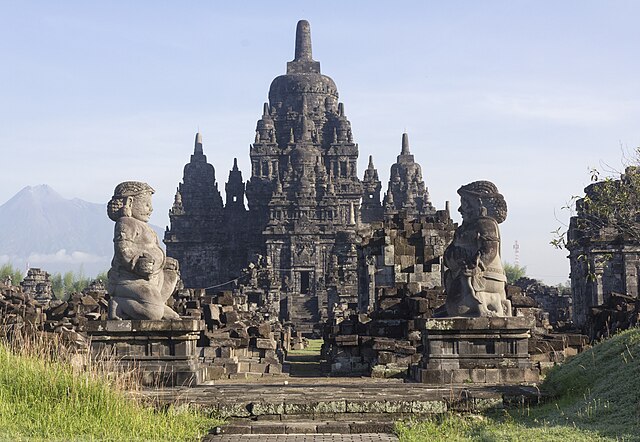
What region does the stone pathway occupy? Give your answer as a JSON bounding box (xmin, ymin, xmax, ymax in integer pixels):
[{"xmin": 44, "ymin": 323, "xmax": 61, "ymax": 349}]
[
  {"xmin": 203, "ymin": 433, "xmax": 398, "ymax": 442},
  {"xmin": 206, "ymin": 434, "xmax": 398, "ymax": 441}
]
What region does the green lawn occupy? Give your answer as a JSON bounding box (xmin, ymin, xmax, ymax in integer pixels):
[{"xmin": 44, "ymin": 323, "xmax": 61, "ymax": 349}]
[{"xmin": 397, "ymin": 327, "xmax": 640, "ymax": 441}]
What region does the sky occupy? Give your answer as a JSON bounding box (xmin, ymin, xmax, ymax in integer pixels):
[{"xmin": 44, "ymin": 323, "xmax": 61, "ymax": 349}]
[{"xmin": 1, "ymin": 1, "xmax": 639, "ymax": 284}]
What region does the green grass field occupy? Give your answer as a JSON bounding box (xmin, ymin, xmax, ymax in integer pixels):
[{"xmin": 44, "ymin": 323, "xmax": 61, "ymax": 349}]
[
  {"xmin": 397, "ymin": 327, "xmax": 640, "ymax": 441},
  {"xmin": 0, "ymin": 334, "xmax": 221, "ymax": 441}
]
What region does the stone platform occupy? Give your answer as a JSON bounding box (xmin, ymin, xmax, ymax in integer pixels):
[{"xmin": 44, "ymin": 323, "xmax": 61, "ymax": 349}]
[
  {"xmin": 134, "ymin": 377, "xmax": 541, "ymax": 420},
  {"xmin": 86, "ymin": 319, "xmax": 205, "ymax": 387},
  {"xmin": 411, "ymin": 317, "xmax": 539, "ymax": 384}
]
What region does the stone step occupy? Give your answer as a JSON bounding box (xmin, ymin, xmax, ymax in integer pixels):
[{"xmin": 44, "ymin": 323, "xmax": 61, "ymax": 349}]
[
  {"xmin": 205, "ymin": 434, "xmax": 398, "ymax": 441},
  {"xmin": 211, "ymin": 420, "xmax": 396, "ymax": 436},
  {"xmin": 136, "ymin": 378, "xmax": 542, "ymax": 421}
]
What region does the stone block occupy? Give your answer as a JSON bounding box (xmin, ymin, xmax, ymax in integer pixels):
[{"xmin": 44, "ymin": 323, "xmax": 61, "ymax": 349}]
[
  {"xmin": 250, "ymin": 402, "xmax": 285, "ymax": 416},
  {"xmin": 251, "ymin": 423, "xmax": 285, "ymax": 434},
  {"xmin": 204, "ymin": 365, "xmax": 225, "ymax": 380},
  {"xmin": 411, "ymin": 400, "xmax": 447, "ymax": 413},
  {"xmin": 255, "ymin": 338, "xmax": 277, "ymax": 350},
  {"xmin": 377, "ymin": 351, "xmax": 394, "ymax": 364},
  {"xmin": 258, "ymin": 323, "xmax": 272, "ymax": 338},
  {"xmin": 485, "ymin": 369, "xmax": 500, "ymax": 384},
  {"xmin": 443, "ymin": 368, "xmax": 472, "ymax": 384},
  {"xmin": 335, "ymin": 334, "xmax": 359, "ymax": 346},
  {"xmin": 250, "ymin": 362, "xmax": 267, "ymax": 373},
  {"xmin": 314, "ymin": 400, "xmax": 347, "ymax": 413},
  {"xmin": 346, "ymin": 400, "xmax": 387, "ymax": 413},
  {"xmin": 284, "ymin": 422, "xmax": 316, "ymax": 434},
  {"xmin": 469, "ymin": 368, "xmax": 486, "ymax": 383},
  {"xmin": 317, "ymin": 422, "xmax": 351, "ymax": 433}
]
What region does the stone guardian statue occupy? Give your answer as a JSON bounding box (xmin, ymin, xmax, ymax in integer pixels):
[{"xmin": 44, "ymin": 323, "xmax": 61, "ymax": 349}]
[
  {"xmin": 106, "ymin": 181, "xmax": 181, "ymax": 320},
  {"xmin": 443, "ymin": 181, "xmax": 512, "ymax": 317}
]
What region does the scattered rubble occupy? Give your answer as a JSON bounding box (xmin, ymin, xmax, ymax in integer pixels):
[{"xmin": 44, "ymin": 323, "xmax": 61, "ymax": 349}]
[
  {"xmin": 174, "ymin": 288, "xmax": 286, "ymax": 379},
  {"xmin": 586, "ymin": 292, "xmax": 640, "ymax": 341}
]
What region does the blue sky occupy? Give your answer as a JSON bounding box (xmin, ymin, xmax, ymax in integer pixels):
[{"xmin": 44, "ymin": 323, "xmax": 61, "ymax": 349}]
[{"xmin": 1, "ymin": 1, "xmax": 639, "ymax": 283}]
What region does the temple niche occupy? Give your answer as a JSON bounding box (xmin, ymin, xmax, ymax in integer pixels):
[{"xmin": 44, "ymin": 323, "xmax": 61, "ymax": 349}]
[{"xmin": 165, "ymin": 20, "xmax": 453, "ymax": 332}]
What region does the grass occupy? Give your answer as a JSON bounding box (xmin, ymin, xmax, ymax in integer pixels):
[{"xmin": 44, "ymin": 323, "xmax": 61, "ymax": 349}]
[
  {"xmin": 287, "ymin": 338, "xmax": 324, "ymax": 356},
  {"xmin": 397, "ymin": 327, "xmax": 640, "ymax": 441},
  {"xmin": 286, "ymin": 339, "xmax": 325, "ymax": 377},
  {"xmin": 0, "ymin": 329, "xmax": 222, "ymax": 441}
]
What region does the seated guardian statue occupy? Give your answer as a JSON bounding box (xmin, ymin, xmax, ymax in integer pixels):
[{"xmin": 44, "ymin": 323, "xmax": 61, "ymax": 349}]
[
  {"xmin": 106, "ymin": 181, "xmax": 181, "ymax": 320},
  {"xmin": 443, "ymin": 181, "xmax": 512, "ymax": 317}
]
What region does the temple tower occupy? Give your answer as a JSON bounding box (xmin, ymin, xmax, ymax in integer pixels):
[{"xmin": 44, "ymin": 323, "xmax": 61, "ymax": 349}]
[
  {"xmin": 361, "ymin": 155, "xmax": 383, "ymax": 223},
  {"xmin": 245, "ymin": 20, "xmax": 363, "ymax": 328},
  {"xmin": 383, "ymin": 133, "xmax": 435, "ymax": 219},
  {"xmin": 165, "ymin": 133, "xmax": 227, "ymax": 288}
]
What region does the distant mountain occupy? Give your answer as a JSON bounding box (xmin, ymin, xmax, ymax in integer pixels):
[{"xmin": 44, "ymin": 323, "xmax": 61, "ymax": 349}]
[{"xmin": 0, "ymin": 185, "xmax": 164, "ymax": 277}]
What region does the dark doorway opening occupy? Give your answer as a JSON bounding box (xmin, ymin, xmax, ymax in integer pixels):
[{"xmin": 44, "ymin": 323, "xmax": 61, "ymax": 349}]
[{"xmin": 300, "ymin": 271, "xmax": 311, "ymax": 294}]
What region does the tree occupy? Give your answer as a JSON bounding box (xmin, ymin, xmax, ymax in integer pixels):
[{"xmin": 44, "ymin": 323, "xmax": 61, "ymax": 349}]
[
  {"xmin": 552, "ymin": 147, "xmax": 640, "ymax": 250},
  {"xmin": 50, "ymin": 269, "xmax": 106, "ymax": 299},
  {"xmin": 0, "ymin": 263, "xmax": 23, "ymax": 285},
  {"xmin": 503, "ymin": 262, "xmax": 527, "ymax": 284}
]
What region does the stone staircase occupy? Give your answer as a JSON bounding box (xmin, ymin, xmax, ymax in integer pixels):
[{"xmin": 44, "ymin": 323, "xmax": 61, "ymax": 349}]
[
  {"xmin": 205, "ymin": 419, "xmax": 397, "ymax": 440},
  {"xmin": 289, "ymin": 294, "xmax": 320, "ymax": 337},
  {"xmin": 136, "ymin": 378, "xmax": 541, "ymax": 440}
]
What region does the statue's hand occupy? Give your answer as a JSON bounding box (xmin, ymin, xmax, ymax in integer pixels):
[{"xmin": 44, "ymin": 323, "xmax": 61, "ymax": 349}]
[
  {"xmin": 462, "ymin": 253, "xmax": 483, "ymax": 276},
  {"xmin": 135, "ymin": 254, "xmax": 155, "ymax": 279}
]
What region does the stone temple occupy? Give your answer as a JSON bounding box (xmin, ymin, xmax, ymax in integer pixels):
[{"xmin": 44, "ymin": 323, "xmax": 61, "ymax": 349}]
[{"xmin": 165, "ymin": 20, "xmax": 443, "ymax": 331}]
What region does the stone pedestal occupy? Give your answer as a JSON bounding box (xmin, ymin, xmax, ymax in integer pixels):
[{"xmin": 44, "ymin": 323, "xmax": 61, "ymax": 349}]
[
  {"xmin": 411, "ymin": 317, "xmax": 539, "ymax": 385},
  {"xmin": 86, "ymin": 319, "xmax": 205, "ymax": 387}
]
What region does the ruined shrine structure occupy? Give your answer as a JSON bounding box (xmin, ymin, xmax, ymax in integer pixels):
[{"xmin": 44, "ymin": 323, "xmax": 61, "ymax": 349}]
[
  {"xmin": 568, "ymin": 167, "xmax": 640, "ymax": 330},
  {"xmin": 165, "ymin": 21, "xmax": 445, "ymax": 332}
]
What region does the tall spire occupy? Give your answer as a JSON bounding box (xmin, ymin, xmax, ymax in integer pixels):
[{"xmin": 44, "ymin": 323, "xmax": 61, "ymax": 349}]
[
  {"xmin": 294, "ymin": 20, "xmax": 313, "ymax": 61},
  {"xmin": 401, "ymin": 132, "xmax": 410, "ymax": 155},
  {"xmin": 368, "ymin": 155, "xmax": 375, "ymax": 169},
  {"xmin": 287, "ymin": 20, "xmax": 321, "ymax": 74},
  {"xmin": 194, "ymin": 132, "xmax": 203, "ymax": 155}
]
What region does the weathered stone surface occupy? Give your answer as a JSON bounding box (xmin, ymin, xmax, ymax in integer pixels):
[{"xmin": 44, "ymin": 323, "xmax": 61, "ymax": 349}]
[
  {"xmin": 568, "ymin": 167, "xmax": 640, "ymax": 330},
  {"xmin": 86, "ymin": 319, "xmax": 205, "ymax": 386},
  {"xmin": 444, "ymin": 181, "xmax": 511, "ymax": 317},
  {"xmin": 412, "ymin": 317, "xmax": 538, "ymax": 385},
  {"xmin": 106, "ymin": 181, "xmax": 180, "ymax": 320}
]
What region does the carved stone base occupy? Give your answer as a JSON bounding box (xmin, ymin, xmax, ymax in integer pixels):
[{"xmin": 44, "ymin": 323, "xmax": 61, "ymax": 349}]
[
  {"xmin": 410, "ymin": 317, "xmax": 539, "ymax": 385},
  {"xmin": 86, "ymin": 319, "xmax": 205, "ymax": 387}
]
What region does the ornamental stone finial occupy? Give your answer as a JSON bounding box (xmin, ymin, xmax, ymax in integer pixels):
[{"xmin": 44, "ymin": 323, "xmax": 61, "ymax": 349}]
[
  {"xmin": 401, "ymin": 133, "xmax": 410, "ymax": 155},
  {"xmin": 194, "ymin": 132, "xmax": 203, "ymax": 155},
  {"xmin": 294, "ymin": 20, "xmax": 312, "ymax": 61}
]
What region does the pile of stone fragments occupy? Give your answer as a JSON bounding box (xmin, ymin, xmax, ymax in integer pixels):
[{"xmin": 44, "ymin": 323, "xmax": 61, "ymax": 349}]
[
  {"xmin": 321, "ymin": 213, "xmax": 455, "ymax": 378},
  {"xmin": 586, "ymin": 292, "xmax": 640, "ymax": 341},
  {"xmin": 323, "ymin": 279, "xmax": 589, "ymax": 379},
  {"xmin": 2, "ymin": 268, "xmax": 287, "ymax": 378},
  {"xmin": 174, "ymin": 288, "xmax": 286, "ymax": 379},
  {"xmin": 324, "ymin": 284, "xmax": 446, "ymax": 378}
]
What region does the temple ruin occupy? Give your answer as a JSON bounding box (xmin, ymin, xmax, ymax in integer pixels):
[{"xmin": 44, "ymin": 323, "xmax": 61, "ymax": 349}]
[{"xmin": 165, "ymin": 20, "xmax": 449, "ymax": 332}]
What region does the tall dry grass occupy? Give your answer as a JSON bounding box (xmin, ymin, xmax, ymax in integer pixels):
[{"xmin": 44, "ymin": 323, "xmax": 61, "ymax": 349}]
[{"xmin": 0, "ymin": 322, "xmax": 220, "ymax": 441}]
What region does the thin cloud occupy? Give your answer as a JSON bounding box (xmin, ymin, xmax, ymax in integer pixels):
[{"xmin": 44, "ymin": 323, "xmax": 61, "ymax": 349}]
[
  {"xmin": 482, "ymin": 94, "xmax": 631, "ymax": 125},
  {"xmin": 27, "ymin": 249, "xmax": 108, "ymax": 265}
]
